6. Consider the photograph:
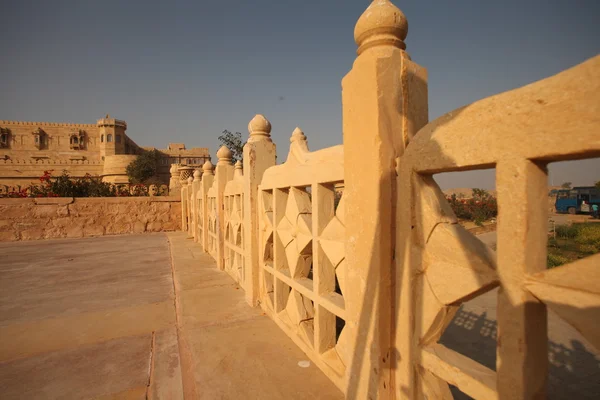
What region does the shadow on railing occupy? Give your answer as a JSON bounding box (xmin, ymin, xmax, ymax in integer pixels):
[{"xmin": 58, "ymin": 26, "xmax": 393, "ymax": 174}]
[{"xmin": 440, "ymin": 308, "xmax": 600, "ymax": 399}]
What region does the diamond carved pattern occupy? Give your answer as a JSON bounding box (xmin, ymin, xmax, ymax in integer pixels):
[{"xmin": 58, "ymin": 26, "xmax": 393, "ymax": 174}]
[
  {"xmin": 276, "ymin": 188, "xmax": 313, "ymax": 278},
  {"xmin": 285, "ymin": 289, "xmax": 315, "ymax": 346},
  {"xmin": 320, "ymin": 193, "xmax": 347, "ymax": 296}
]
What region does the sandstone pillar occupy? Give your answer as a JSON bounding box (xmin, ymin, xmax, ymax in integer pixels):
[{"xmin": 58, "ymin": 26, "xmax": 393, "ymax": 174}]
[
  {"xmin": 191, "ymin": 169, "xmax": 202, "ymax": 242},
  {"xmin": 341, "ymin": 0, "xmax": 428, "ymax": 398},
  {"xmin": 186, "ymin": 176, "xmax": 193, "ymax": 236},
  {"xmin": 180, "ymin": 179, "xmax": 189, "ymax": 232},
  {"xmin": 243, "ymin": 115, "xmax": 276, "ymax": 306},
  {"xmin": 200, "ymin": 161, "xmax": 214, "ymax": 252},
  {"xmin": 215, "ymin": 146, "xmax": 234, "ymax": 270}
]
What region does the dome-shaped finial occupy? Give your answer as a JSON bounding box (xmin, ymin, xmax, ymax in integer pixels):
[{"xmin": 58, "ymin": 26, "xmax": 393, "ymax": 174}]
[
  {"xmin": 354, "ymin": 0, "xmax": 408, "ymax": 55},
  {"xmin": 193, "ymin": 169, "xmax": 202, "ymax": 181},
  {"xmin": 290, "ymin": 127, "xmax": 307, "ymax": 143},
  {"xmin": 202, "ymin": 160, "xmax": 214, "ymax": 174},
  {"xmin": 187, "ymin": 176, "xmax": 193, "ymax": 185},
  {"xmin": 216, "ymin": 145, "xmax": 232, "ymax": 164},
  {"xmin": 169, "ymin": 164, "xmax": 177, "ymax": 174},
  {"xmin": 248, "ymin": 114, "xmax": 272, "ymax": 142},
  {"xmin": 234, "ymin": 160, "xmax": 243, "ymax": 178}
]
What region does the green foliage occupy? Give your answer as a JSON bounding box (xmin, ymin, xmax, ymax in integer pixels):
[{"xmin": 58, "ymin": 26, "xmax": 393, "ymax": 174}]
[
  {"xmin": 595, "ymin": 180, "xmax": 600, "ymax": 190},
  {"xmin": 560, "ymin": 182, "xmax": 572, "ymax": 189},
  {"xmin": 126, "ymin": 149, "xmax": 162, "ymax": 184},
  {"xmin": 555, "ymin": 224, "xmax": 578, "ymax": 239},
  {"xmin": 2, "ymin": 170, "xmax": 166, "ymax": 198},
  {"xmin": 548, "ymin": 223, "xmax": 600, "ymax": 268},
  {"xmin": 446, "ymin": 188, "xmax": 498, "ymax": 223},
  {"xmin": 547, "ymin": 253, "xmax": 569, "ymax": 268},
  {"xmin": 217, "ymin": 130, "xmax": 244, "ymax": 163},
  {"xmin": 573, "ymin": 224, "xmax": 600, "ymax": 247}
]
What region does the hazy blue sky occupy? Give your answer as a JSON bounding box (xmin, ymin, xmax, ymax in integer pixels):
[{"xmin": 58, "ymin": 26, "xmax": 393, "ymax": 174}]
[{"xmin": 1, "ymin": 0, "xmax": 599, "ymax": 189}]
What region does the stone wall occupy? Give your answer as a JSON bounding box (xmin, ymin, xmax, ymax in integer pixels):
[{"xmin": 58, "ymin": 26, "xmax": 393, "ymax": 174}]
[{"xmin": 0, "ymin": 196, "xmax": 181, "ymax": 241}]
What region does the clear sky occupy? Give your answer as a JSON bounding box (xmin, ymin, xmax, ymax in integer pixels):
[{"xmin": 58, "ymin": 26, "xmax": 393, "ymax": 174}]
[{"xmin": 1, "ymin": 0, "xmax": 599, "ymax": 189}]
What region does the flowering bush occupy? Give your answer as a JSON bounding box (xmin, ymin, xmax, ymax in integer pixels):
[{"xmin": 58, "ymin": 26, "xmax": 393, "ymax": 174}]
[
  {"xmin": 446, "ymin": 188, "xmax": 498, "ymax": 226},
  {"xmin": 1, "ymin": 170, "xmax": 168, "ymax": 198}
]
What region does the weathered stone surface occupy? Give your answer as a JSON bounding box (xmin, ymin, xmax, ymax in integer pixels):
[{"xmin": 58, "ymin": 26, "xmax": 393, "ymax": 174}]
[{"xmin": 0, "ymin": 197, "xmax": 181, "ymax": 241}]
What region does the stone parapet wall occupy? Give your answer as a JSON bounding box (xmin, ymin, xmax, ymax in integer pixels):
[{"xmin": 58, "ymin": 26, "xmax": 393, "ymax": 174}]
[{"xmin": 0, "ymin": 196, "xmax": 181, "ymax": 241}]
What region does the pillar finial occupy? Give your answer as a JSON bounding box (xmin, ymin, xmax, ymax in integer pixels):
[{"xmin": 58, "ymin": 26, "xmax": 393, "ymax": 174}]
[
  {"xmin": 193, "ymin": 168, "xmax": 202, "ymax": 181},
  {"xmin": 202, "ymin": 160, "xmax": 214, "ymax": 175},
  {"xmin": 354, "ymin": 0, "xmax": 408, "ymax": 55},
  {"xmin": 234, "ymin": 160, "xmax": 243, "ymax": 178},
  {"xmin": 216, "ymin": 145, "xmax": 233, "ymax": 165},
  {"xmin": 248, "ymin": 114, "xmax": 272, "ymax": 142},
  {"xmin": 290, "ymin": 127, "xmax": 307, "ymax": 144}
]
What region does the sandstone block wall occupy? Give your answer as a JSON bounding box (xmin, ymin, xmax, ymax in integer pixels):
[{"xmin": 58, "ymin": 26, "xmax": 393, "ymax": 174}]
[{"xmin": 0, "ymin": 197, "xmax": 181, "ymax": 241}]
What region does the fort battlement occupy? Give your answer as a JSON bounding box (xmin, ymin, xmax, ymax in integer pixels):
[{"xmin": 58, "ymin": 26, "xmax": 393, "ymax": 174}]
[
  {"xmin": 0, "ymin": 159, "xmax": 102, "ymax": 165},
  {"xmin": 0, "ymin": 120, "xmax": 97, "ymax": 128}
]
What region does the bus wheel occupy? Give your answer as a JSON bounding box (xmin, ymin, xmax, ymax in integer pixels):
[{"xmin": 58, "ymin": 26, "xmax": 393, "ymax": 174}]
[{"xmin": 568, "ymin": 207, "xmax": 576, "ymax": 214}]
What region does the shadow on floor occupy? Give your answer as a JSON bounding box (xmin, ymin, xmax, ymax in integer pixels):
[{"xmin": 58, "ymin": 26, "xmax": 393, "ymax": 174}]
[{"xmin": 440, "ymin": 307, "xmax": 600, "ymax": 399}]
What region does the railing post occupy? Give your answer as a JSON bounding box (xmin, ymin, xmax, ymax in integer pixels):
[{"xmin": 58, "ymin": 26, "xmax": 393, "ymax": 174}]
[
  {"xmin": 342, "ymin": 0, "xmax": 428, "ymax": 398},
  {"xmin": 192, "ymin": 169, "xmax": 202, "ymax": 241},
  {"xmin": 200, "ymin": 161, "xmax": 214, "ymax": 252},
  {"xmin": 180, "ymin": 180, "xmax": 189, "ymax": 232},
  {"xmin": 243, "ymin": 115, "xmax": 276, "ymax": 306},
  {"xmin": 186, "ymin": 176, "xmax": 193, "ymax": 236},
  {"xmin": 215, "ymin": 146, "xmax": 234, "ymax": 270}
]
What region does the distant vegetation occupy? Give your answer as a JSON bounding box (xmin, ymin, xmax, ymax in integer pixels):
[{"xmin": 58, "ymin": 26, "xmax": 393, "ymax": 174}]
[
  {"xmin": 547, "ymin": 223, "xmax": 600, "ymax": 268},
  {"xmin": 126, "ymin": 149, "xmax": 162, "ymax": 184},
  {"xmin": 217, "ymin": 130, "xmax": 244, "ymax": 163},
  {"xmin": 446, "ymin": 188, "xmax": 498, "ymax": 226},
  {"xmin": 1, "ymin": 170, "xmax": 166, "ymax": 198},
  {"xmin": 561, "ymin": 182, "xmax": 572, "ymax": 189}
]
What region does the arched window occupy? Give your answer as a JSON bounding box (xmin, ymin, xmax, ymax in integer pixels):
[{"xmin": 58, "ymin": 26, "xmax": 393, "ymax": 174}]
[
  {"xmin": 107, "ymin": 134, "xmax": 113, "ymax": 143},
  {"xmin": 70, "ymin": 136, "xmax": 78, "ymax": 144},
  {"xmin": 116, "ymin": 134, "xmax": 121, "ymax": 143},
  {"xmin": 101, "ymin": 134, "xmax": 104, "ymax": 143}
]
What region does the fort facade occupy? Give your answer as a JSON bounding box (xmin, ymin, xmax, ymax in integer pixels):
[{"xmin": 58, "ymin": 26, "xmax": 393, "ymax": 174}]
[{"xmin": 0, "ymin": 115, "xmax": 210, "ymax": 190}]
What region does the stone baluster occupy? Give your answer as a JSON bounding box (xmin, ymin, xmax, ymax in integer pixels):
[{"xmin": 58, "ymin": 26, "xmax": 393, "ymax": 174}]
[
  {"xmin": 243, "ymin": 114, "xmax": 276, "ymax": 306},
  {"xmin": 342, "ymin": 0, "xmax": 428, "ymax": 398},
  {"xmin": 180, "ymin": 178, "xmax": 189, "ymax": 232},
  {"xmin": 191, "ymin": 169, "xmax": 202, "ymax": 241},
  {"xmin": 215, "ymin": 146, "xmax": 234, "ymax": 270},
  {"xmin": 200, "ymin": 161, "xmax": 214, "ymax": 252}
]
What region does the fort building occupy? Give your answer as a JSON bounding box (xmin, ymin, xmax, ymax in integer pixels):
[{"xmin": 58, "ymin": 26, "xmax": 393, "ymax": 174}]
[{"xmin": 0, "ymin": 116, "xmax": 210, "ymax": 190}]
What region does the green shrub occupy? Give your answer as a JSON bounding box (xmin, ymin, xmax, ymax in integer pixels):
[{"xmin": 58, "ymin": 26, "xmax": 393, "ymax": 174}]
[
  {"xmin": 547, "ymin": 253, "xmax": 569, "ymax": 268},
  {"xmin": 573, "ymin": 224, "xmax": 600, "ymax": 246},
  {"xmin": 3, "ymin": 170, "xmax": 164, "ymax": 198},
  {"xmin": 578, "ymin": 244, "xmax": 599, "ymax": 255},
  {"xmin": 555, "ymin": 224, "xmax": 578, "ymax": 239}
]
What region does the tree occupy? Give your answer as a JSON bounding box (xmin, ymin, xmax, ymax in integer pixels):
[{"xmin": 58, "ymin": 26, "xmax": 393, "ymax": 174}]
[
  {"xmin": 561, "ymin": 182, "xmax": 572, "ymax": 189},
  {"xmin": 126, "ymin": 149, "xmax": 162, "ymax": 184},
  {"xmin": 595, "ymin": 181, "xmax": 600, "ymax": 190},
  {"xmin": 217, "ymin": 130, "xmax": 244, "ymax": 163}
]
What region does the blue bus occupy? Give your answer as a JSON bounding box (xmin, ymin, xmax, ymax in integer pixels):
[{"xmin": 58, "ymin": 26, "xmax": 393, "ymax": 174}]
[{"xmin": 555, "ymin": 186, "xmax": 600, "ymax": 214}]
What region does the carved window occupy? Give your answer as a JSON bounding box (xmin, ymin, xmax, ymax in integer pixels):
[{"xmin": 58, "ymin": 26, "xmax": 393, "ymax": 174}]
[
  {"xmin": 107, "ymin": 134, "xmax": 113, "ymax": 143},
  {"xmin": 69, "ymin": 130, "xmax": 86, "ymax": 150},
  {"xmin": 32, "ymin": 128, "xmax": 47, "ymax": 150},
  {"xmin": 116, "ymin": 134, "xmax": 121, "ymax": 143},
  {"xmin": 0, "ymin": 128, "xmax": 10, "ymax": 148},
  {"xmin": 101, "ymin": 134, "xmax": 104, "ymax": 143}
]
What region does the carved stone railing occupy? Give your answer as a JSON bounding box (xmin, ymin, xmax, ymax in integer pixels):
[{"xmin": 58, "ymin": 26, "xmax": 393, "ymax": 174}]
[
  {"xmin": 258, "ymin": 127, "xmax": 347, "ymax": 387},
  {"xmin": 223, "ymin": 161, "xmax": 245, "ymax": 284},
  {"xmin": 181, "ymin": 1, "xmax": 600, "ymax": 398},
  {"xmin": 394, "ymin": 54, "xmax": 600, "ymax": 400}
]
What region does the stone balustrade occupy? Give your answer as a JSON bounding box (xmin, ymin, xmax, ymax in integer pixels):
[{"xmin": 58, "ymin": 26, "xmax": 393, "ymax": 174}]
[{"xmin": 183, "ymin": 1, "xmax": 600, "ymax": 398}]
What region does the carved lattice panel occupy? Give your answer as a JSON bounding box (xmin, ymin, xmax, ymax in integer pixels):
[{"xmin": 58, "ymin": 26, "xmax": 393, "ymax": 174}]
[
  {"xmin": 259, "ymin": 182, "xmax": 348, "ymax": 375},
  {"xmin": 224, "ymin": 193, "xmax": 244, "ymax": 284}
]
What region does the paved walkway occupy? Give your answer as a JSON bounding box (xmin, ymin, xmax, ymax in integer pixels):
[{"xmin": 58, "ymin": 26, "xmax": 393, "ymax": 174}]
[{"xmin": 0, "ymin": 233, "xmax": 341, "ymax": 399}]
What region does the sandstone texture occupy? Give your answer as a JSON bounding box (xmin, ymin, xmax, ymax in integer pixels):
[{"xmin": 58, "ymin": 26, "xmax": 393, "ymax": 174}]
[{"xmin": 0, "ymin": 196, "xmax": 181, "ymax": 241}]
